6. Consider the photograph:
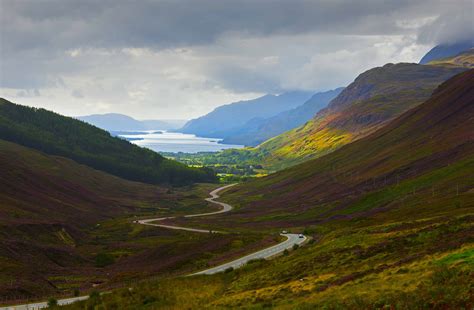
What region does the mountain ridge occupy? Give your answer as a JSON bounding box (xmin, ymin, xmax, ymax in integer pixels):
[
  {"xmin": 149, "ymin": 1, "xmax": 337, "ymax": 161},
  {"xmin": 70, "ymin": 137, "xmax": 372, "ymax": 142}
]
[
  {"xmin": 223, "ymin": 68, "xmax": 474, "ymax": 226},
  {"xmin": 214, "ymin": 61, "xmax": 468, "ymax": 171},
  {"xmin": 179, "ymin": 91, "xmax": 314, "ymax": 139},
  {"xmin": 221, "ymin": 87, "xmax": 344, "ymax": 146},
  {"xmin": 78, "ymin": 113, "xmax": 186, "ymax": 131}
]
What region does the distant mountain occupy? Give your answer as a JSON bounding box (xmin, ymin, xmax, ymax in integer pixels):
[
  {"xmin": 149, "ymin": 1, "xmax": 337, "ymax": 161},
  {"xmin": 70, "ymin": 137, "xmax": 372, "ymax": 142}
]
[
  {"xmin": 141, "ymin": 119, "xmax": 187, "ymax": 130},
  {"xmin": 78, "ymin": 113, "xmax": 186, "ymax": 131},
  {"xmin": 179, "ymin": 91, "xmax": 314, "ymax": 138},
  {"xmin": 0, "ymin": 99, "xmax": 216, "ymax": 185},
  {"xmin": 428, "ymin": 48, "xmax": 474, "ymax": 68},
  {"xmin": 419, "ymin": 40, "xmax": 473, "ymax": 64},
  {"xmin": 221, "ymin": 88, "xmax": 344, "ymax": 146}
]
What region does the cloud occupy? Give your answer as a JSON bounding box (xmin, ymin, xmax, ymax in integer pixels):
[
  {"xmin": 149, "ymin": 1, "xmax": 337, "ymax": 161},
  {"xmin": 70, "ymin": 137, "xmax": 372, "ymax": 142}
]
[
  {"xmin": 16, "ymin": 89, "xmax": 40, "ymax": 98},
  {"xmin": 71, "ymin": 89, "xmax": 84, "ymax": 98},
  {"xmin": 0, "ymin": 0, "xmax": 471, "ymax": 119},
  {"xmin": 417, "ymin": 1, "xmax": 474, "ymax": 45}
]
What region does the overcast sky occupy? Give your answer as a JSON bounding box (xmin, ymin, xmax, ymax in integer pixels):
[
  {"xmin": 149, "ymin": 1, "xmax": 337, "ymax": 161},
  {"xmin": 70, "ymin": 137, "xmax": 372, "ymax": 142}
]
[{"xmin": 1, "ymin": 0, "xmax": 473, "ymax": 119}]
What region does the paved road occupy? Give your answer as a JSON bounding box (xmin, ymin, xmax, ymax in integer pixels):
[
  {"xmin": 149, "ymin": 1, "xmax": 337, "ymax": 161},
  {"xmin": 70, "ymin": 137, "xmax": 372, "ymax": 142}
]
[
  {"xmin": 137, "ymin": 183, "xmax": 237, "ymax": 233},
  {"xmin": 2, "ymin": 183, "xmax": 306, "ymax": 309},
  {"xmin": 191, "ymin": 233, "xmax": 306, "ymax": 275},
  {"xmin": 1, "ymin": 296, "xmax": 89, "ymax": 310}
]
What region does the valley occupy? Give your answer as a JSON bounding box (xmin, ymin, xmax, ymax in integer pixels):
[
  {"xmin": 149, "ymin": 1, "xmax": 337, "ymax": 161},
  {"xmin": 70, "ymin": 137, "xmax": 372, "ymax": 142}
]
[
  {"xmin": 1, "ymin": 6, "xmax": 473, "ymax": 307},
  {"xmin": 58, "ymin": 65, "xmax": 474, "ymax": 310}
]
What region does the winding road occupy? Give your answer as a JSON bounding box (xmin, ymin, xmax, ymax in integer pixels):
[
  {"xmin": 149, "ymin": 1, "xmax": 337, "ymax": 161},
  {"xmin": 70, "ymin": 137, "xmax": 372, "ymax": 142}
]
[{"xmin": 2, "ymin": 184, "xmax": 306, "ymax": 310}]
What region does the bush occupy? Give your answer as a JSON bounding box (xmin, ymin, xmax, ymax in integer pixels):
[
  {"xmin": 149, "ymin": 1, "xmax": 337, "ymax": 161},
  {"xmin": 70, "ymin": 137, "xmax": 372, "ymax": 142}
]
[
  {"xmin": 95, "ymin": 252, "xmax": 115, "ymax": 267},
  {"xmin": 224, "ymin": 267, "xmax": 234, "ymax": 273},
  {"xmin": 293, "ymin": 244, "xmax": 299, "ymax": 250},
  {"xmin": 283, "ymin": 249, "xmax": 289, "ymax": 256}
]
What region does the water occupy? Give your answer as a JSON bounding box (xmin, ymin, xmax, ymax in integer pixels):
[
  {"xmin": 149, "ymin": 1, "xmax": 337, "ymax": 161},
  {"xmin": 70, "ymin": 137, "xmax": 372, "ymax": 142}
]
[{"xmin": 117, "ymin": 130, "xmax": 244, "ymax": 153}]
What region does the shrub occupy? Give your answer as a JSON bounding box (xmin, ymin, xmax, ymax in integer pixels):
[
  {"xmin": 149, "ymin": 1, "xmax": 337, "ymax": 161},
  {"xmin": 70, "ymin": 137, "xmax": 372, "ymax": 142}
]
[{"xmin": 95, "ymin": 252, "xmax": 115, "ymax": 267}]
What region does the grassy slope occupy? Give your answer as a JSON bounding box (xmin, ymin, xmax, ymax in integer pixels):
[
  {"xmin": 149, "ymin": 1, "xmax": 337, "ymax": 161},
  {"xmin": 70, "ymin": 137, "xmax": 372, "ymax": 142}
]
[
  {"xmin": 0, "ymin": 140, "xmax": 270, "ymax": 299},
  {"xmin": 0, "ymin": 98, "xmax": 216, "ymax": 185},
  {"xmin": 67, "ymin": 70, "xmax": 474, "ymax": 309}
]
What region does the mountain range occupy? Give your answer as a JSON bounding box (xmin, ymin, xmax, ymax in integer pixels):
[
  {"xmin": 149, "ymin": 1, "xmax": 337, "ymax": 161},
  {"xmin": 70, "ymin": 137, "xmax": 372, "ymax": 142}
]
[
  {"xmin": 220, "ymin": 88, "xmax": 344, "ymax": 146},
  {"xmin": 179, "ymin": 91, "xmax": 315, "ymax": 141},
  {"xmin": 212, "ymin": 56, "xmax": 470, "ymax": 171},
  {"xmin": 78, "ymin": 113, "xmax": 186, "ymax": 131},
  {"xmin": 224, "ymin": 68, "xmax": 474, "ymax": 225}
]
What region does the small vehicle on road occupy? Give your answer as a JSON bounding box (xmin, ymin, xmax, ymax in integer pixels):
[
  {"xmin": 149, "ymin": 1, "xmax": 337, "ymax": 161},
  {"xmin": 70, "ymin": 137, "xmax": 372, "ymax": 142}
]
[
  {"xmin": 282, "ymin": 230, "xmax": 288, "ymax": 234},
  {"xmin": 298, "ymin": 234, "xmax": 304, "ymax": 238}
]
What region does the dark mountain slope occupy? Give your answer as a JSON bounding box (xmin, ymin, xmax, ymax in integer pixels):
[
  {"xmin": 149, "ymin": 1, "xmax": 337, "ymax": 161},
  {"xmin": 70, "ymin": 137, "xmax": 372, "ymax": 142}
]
[
  {"xmin": 0, "ymin": 99, "xmax": 215, "ymax": 185},
  {"xmin": 221, "ymin": 69, "xmax": 474, "ymax": 227},
  {"xmin": 221, "ymin": 88, "xmax": 343, "ymax": 146},
  {"xmin": 179, "ymin": 91, "xmax": 313, "ymax": 139},
  {"xmin": 0, "ymin": 138, "xmax": 170, "ymax": 296}
]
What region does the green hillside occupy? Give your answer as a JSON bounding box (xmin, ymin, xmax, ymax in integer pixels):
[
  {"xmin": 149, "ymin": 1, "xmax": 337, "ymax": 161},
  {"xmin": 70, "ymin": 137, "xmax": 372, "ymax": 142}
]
[
  {"xmin": 0, "ymin": 99, "xmax": 216, "ymax": 185},
  {"xmin": 65, "ymin": 69, "xmax": 474, "ymax": 309}
]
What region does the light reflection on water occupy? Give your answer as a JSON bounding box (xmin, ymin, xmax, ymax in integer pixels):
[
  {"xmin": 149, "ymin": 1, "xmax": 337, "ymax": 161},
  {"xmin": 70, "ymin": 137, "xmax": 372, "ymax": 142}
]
[{"xmin": 118, "ymin": 130, "xmax": 243, "ymax": 153}]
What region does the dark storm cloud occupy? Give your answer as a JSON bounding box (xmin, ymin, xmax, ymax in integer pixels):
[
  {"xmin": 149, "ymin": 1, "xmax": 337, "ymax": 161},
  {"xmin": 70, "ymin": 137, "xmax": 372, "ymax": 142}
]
[
  {"xmin": 1, "ymin": 0, "xmax": 459, "ymax": 54},
  {"xmin": 417, "ymin": 4, "xmax": 474, "ymax": 45}
]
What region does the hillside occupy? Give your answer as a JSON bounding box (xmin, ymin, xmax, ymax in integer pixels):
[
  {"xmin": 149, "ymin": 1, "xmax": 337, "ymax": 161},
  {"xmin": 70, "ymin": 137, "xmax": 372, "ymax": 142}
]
[
  {"xmin": 78, "ymin": 113, "xmax": 186, "ymax": 131},
  {"xmin": 428, "ymin": 48, "xmax": 474, "ymax": 68},
  {"xmin": 0, "ymin": 138, "xmax": 167, "ymax": 296},
  {"xmin": 179, "ymin": 91, "xmax": 313, "ymax": 139},
  {"xmin": 64, "ymin": 69, "xmax": 474, "ymax": 310},
  {"xmin": 0, "ymin": 99, "xmax": 215, "ymax": 185},
  {"xmin": 206, "ymin": 62, "xmax": 468, "ymax": 172},
  {"xmin": 222, "ymin": 68, "xmax": 474, "ymax": 225},
  {"xmin": 221, "ymin": 88, "xmax": 344, "ymax": 146},
  {"xmin": 0, "ymin": 139, "xmax": 264, "ymax": 299},
  {"xmin": 419, "ymin": 40, "xmax": 473, "ymax": 64}
]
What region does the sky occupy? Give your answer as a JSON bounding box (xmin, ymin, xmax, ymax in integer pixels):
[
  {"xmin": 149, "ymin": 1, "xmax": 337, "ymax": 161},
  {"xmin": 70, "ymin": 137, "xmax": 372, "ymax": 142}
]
[{"xmin": 1, "ymin": 0, "xmax": 473, "ymax": 120}]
